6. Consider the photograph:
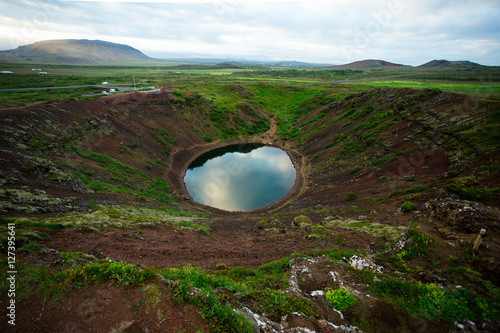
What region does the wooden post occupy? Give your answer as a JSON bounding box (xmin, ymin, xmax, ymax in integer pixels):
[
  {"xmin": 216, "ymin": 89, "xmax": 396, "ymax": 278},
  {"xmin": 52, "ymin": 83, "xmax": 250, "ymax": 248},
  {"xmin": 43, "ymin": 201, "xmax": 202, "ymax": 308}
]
[{"xmin": 473, "ymin": 229, "xmax": 486, "ymax": 250}]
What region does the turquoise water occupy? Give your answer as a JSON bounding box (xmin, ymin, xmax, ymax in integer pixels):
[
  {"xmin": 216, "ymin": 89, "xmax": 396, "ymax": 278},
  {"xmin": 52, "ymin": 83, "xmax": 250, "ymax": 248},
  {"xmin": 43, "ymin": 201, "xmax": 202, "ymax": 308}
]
[{"xmin": 184, "ymin": 145, "xmax": 296, "ymax": 211}]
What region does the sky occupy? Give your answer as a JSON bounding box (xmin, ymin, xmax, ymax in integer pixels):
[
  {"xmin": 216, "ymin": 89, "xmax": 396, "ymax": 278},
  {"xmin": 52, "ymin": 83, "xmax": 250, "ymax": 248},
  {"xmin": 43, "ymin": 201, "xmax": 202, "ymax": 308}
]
[
  {"xmin": 0, "ymin": 0, "xmax": 499, "ymax": 66},
  {"xmin": 184, "ymin": 146, "xmax": 296, "ymax": 211}
]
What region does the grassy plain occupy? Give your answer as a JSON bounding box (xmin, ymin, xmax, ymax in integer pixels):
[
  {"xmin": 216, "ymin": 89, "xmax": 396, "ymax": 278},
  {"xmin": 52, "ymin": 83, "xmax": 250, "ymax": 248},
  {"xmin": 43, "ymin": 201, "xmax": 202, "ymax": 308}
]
[{"xmin": 2, "ymin": 62, "xmax": 499, "ymax": 105}]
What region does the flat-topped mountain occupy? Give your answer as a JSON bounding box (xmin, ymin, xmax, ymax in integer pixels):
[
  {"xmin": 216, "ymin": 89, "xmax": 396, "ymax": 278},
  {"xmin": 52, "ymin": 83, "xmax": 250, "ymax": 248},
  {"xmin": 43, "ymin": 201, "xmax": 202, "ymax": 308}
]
[{"xmin": 0, "ymin": 39, "xmax": 151, "ymax": 63}]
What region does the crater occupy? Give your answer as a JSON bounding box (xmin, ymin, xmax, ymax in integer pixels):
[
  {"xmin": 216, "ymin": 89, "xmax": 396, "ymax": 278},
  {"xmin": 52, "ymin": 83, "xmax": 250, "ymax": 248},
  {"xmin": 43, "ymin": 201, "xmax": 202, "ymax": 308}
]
[{"xmin": 182, "ymin": 144, "xmax": 297, "ymax": 212}]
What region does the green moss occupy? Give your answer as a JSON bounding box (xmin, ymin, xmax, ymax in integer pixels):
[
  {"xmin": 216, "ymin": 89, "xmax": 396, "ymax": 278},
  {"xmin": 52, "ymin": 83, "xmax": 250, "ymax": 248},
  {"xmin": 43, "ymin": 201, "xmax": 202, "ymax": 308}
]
[
  {"xmin": 321, "ymin": 217, "xmax": 407, "ymax": 243},
  {"xmin": 402, "ymin": 201, "xmax": 417, "ymax": 213}
]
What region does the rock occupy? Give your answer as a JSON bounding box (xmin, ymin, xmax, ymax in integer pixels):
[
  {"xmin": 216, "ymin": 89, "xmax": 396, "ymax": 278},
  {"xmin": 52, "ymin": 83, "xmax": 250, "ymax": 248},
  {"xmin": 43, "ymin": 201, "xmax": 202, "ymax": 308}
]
[
  {"xmin": 319, "ymin": 321, "xmax": 364, "ymax": 333},
  {"xmin": 310, "ymin": 290, "xmax": 346, "ymax": 325},
  {"xmin": 281, "ymin": 313, "xmax": 320, "ymax": 332},
  {"xmin": 157, "ymin": 274, "xmax": 176, "ymax": 287},
  {"xmin": 235, "ymin": 307, "xmax": 282, "ymax": 333},
  {"xmin": 320, "ymin": 215, "xmax": 344, "ymax": 227},
  {"xmin": 377, "ymin": 176, "xmax": 390, "ymax": 183},
  {"xmin": 425, "ymin": 197, "xmax": 500, "ymax": 233},
  {"xmin": 288, "ymin": 256, "xmax": 344, "ymax": 296},
  {"xmin": 79, "ymin": 226, "xmax": 100, "ymax": 233},
  {"xmin": 451, "ymin": 319, "xmax": 500, "ymax": 333},
  {"xmin": 400, "ymin": 174, "xmax": 416, "ymax": 182},
  {"xmin": 256, "ymin": 218, "xmax": 284, "ymax": 230},
  {"xmin": 367, "ymin": 242, "xmax": 383, "ymax": 256},
  {"xmin": 348, "ymin": 255, "xmax": 383, "ymax": 273},
  {"xmin": 393, "ymin": 232, "xmax": 408, "ymax": 252}
]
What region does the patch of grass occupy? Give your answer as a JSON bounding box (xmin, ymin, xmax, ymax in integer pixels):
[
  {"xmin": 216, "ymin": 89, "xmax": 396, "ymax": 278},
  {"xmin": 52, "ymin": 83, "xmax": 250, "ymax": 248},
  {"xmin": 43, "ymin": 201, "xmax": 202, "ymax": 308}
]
[
  {"xmin": 72, "ymin": 261, "xmax": 155, "ymax": 285},
  {"xmin": 348, "ymin": 166, "xmax": 362, "ymax": 175},
  {"xmin": 71, "ymin": 145, "xmax": 148, "ymax": 181},
  {"xmin": 157, "ymin": 129, "xmax": 177, "ymax": 145},
  {"xmin": 341, "ymin": 141, "xmax": 366, "ymax": 156},
  {"xmin": 349, "ymin": 104, "xmax": 376, "ymax": 121},
  {"xmin": 366, "ymin": 197, "xmax": 386, "ymax": 203},
  {"xmin": 371, "ymin": 155, "xmax": 391, "ymax": 166},
  {"xmin": 306, "ymin": 248, "xmax": 362, "ymax": 261},
  {"xmin": 371, "ymin": 278, "xmax": 500, "ymax": 322},
  {"xmin": 19, "ymin": 241, "xmax": 41, "ymax": 252},
  {"xmin": 402, "ymin": 201, "xmax": 417, "ymax": 213},
  {"xmin": 390, "ymin": 184, "xmax": 429, "ymax": 197},
  {"xmin": 447, "ymin": 186, "xmax": 500, "ymax": 201},
  {"xmin": 151, "ymin": 133, "xmax": 168, "ymax": 147},
  {"xmin": 16, "ymin": 220, "xmax": 64, "ymax": 230},
  {"xmin": 88, "ymin": 199, "xmax": 100, "ymax": 211}
]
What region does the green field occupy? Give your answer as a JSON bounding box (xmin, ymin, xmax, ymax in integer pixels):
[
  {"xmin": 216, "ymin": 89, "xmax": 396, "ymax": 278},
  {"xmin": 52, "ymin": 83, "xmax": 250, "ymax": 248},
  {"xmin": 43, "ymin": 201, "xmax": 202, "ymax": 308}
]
[
  {"xmin": 2, "ymin": 62, "xmax": 500, "ymax": 105},
  {"xmin": 361, "ymin": 80, "xmax": 500, "ymax": 99}
]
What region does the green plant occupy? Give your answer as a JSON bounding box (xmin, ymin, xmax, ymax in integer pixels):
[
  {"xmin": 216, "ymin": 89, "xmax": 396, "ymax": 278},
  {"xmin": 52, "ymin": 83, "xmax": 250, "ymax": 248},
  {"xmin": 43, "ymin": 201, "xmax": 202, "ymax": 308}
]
[
  {"xmin": 88, "ymin": 199, "xmax": 100, "ymax": 211},
  {"xmin": 216, "ymin": 263, "xmax": 227, "ymax": 270},
  {"xmin": 325, "ymin": 288, "xmax": 358, "ymax": 312},
  {"xmin": 347, "ymin": 192, "xmax": 358, "ymax": 201},
  {"xmin": 72, "ymin": 261, "xmax": 155, "ymax": 285},
  {"xmin": 402, "ymin": 201, "xmax": 417, "ymax": 213},
  {"xmin": 348, "ymin": 166, "xmax": 362, "ymax": 175},
  {"xmin": 398, "ymin": 228, "xmax": 433, "ymax": 260},
  {"xmin": 19, "ymin": 241, "xmax": 41, "ymax": 252}
]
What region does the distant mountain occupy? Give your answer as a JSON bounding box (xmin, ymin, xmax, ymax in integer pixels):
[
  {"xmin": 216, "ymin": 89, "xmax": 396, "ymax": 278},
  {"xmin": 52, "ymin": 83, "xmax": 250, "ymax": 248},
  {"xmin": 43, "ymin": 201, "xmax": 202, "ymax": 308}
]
[
  {"xmin": 0, "ymin": 39, "xmax": 151, "ymax": 63},
  {"xmin": 418, "ymin": 60, "xmax": 484, "ymax": 68},
  {"xmin": 334, "ymin": 59, "xmax": 406, "ymax": 69}
]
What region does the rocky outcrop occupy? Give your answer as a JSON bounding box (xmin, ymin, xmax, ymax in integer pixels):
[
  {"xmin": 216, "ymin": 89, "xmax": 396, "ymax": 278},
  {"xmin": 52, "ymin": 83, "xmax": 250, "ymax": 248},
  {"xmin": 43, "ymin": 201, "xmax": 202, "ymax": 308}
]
[
  {"xmin": 0, "ymin": 187, "xmax": 85, "ymax": 214},
  {"xmin": 425, "ymin": 197, "xmax": 500, "ymax": 233}
]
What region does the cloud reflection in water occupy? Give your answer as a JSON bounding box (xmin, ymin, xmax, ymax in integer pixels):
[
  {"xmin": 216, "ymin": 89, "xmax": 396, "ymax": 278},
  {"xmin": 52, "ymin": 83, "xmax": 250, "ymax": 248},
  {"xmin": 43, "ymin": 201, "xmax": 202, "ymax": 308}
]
[{"xmin": 184, "ymin": 146, "xmax": 296, "ymax": 211}]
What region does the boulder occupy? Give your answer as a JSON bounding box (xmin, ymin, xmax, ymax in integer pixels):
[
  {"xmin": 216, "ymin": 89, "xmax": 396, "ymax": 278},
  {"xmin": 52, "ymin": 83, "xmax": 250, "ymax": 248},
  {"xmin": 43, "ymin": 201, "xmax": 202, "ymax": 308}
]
[{"xmin": 348, "ymin": 255, "xmax": 383, "ymax": 274}]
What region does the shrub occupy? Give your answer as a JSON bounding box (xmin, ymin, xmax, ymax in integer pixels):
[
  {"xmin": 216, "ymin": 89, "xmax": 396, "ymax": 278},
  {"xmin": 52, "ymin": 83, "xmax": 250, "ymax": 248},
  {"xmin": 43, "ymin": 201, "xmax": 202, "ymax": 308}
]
[
  {"xmin": 347, "ymin": 192, "xmax": 358, "ymax": 201},
  {"xmin": 326, "ymin": 288, "xmax": 358, "ymax": 312}
]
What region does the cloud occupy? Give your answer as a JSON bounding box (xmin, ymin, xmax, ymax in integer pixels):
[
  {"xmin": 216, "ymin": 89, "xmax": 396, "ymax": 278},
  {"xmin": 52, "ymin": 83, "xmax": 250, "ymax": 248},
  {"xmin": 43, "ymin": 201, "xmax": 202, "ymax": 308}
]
[
  {"xmin": 0, "ymin": 0, "xmax": 499, "ymax": 65},
  {"xmin": 184, "ymin": 146, "xmax": 296, "ymax": 211}
]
